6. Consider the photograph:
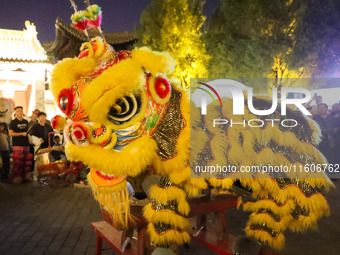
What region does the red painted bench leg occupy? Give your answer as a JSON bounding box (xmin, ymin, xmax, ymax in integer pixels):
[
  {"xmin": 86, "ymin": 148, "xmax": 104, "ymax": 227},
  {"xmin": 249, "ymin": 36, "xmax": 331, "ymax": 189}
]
[
  {"xmin": 137, "ymin": 227, "xmax": 144, "ymax": 255},
  {"xmin": 96, "ymin": 234, "xmax": 103, "ymax": 255}
]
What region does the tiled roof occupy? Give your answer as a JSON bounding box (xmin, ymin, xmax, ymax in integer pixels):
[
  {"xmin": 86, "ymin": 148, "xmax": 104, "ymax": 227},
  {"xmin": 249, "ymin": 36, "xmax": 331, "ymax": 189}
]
[
  {"xmin": 105, "ymin": 31, "xmax": 136, "ymax": 45},
  {"xmin": 0, "ymin": 21, "xmax": 48, "ymax": 62},
  {"xmin": 55, "ymin": 18, "xmax": 136, "ymax": 45}
]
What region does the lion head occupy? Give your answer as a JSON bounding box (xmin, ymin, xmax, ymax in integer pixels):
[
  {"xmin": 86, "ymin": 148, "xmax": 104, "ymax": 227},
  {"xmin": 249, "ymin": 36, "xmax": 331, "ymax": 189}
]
[{"xmin": 51, "ymin": 37, "xmax": 190, "ymax": 227}]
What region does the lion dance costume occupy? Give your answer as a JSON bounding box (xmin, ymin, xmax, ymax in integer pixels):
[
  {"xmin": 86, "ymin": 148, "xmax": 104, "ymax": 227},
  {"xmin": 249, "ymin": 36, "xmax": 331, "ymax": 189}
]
[{"xmin": 50, "ymin": 5, "xmax": 332, "ymax": 252}]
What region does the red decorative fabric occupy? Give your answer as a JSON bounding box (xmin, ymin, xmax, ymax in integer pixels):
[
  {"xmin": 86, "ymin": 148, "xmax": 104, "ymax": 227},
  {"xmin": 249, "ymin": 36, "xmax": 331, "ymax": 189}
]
[{"xmin": 10, "ymin": 146, "xmax": 32, "ymax": 180}]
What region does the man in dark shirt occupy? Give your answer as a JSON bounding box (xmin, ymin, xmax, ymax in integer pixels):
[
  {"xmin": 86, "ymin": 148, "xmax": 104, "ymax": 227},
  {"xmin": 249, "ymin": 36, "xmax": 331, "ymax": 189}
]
[
  {"xmin": 29, "ymin": 112, "xmax": 54, "ymax": 150},
  {"xmin": 313, "ymin": 103, "xmax": 337, "ymax": 174},
  {"xmin": 9, "ymin": 106, "xmax": 32, "ymax": 184}
]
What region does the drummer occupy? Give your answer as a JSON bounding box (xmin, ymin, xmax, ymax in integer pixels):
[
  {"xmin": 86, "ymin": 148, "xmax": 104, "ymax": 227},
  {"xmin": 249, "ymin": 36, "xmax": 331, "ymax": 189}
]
[{"xmin": 29, "ymin": 112, "xmax": 54, "ymax": 151}]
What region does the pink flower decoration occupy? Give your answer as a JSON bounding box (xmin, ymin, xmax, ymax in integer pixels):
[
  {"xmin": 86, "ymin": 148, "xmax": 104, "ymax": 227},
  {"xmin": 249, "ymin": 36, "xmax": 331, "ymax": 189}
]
[{"xmin": 88, "ymin": 14, "xmax": 102, "ymax": 27}]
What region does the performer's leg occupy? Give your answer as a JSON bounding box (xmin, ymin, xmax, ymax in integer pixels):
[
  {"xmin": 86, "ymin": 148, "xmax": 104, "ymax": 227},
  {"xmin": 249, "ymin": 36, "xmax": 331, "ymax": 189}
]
[
  {"xmin": 0, "ymin": 150, "xmax": 10, "ymax": 179},
  {"xmin": 144, "ymin": 177, "xmax": 190, "ymax": 247},
  {"xmin": 245, "ymin": 207, "xmax": 287, "ymax": 250}
]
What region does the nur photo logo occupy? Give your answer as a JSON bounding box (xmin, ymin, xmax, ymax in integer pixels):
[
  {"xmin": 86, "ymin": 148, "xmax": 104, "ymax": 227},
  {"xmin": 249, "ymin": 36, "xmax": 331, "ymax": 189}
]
[{"xmin": 195, "ymin": 79, "xmax": 312, "ymax": 117}]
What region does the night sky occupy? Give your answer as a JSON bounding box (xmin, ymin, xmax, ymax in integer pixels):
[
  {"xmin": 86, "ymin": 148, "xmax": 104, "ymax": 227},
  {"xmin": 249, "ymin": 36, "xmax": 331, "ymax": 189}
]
[{"xmin": 0, "ymin": 0, "xmax": 219, "ymax": 42}]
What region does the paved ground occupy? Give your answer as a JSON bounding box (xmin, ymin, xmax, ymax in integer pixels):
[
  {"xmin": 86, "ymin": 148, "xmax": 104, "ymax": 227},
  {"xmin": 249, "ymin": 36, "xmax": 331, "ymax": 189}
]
[{"xmin": 0, "ymin": 179, "xmax": 339, "ymax": 255}]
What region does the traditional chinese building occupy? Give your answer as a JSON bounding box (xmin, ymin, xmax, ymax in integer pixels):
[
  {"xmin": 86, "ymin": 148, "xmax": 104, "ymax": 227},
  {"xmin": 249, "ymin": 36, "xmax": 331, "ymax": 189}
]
[
  {"xmin": 48, "ymin": 18, "xmax": 136, "ymax": 60},
  {"xmin": 0, "ymin": 21, "xmax": 53, "ymax": 116}
]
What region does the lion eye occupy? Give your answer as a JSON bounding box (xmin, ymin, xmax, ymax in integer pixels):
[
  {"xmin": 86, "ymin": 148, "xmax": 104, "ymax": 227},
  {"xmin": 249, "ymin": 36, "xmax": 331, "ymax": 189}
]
[
  {"xmin": 108, "ymin": 94, "xmax": 142, "ymax": 125},
  {"xmin": 57, "ymin": 88, "xmax": 73, "ymax": 115},
  {"xmin": 60, "ymin": 96, "xmax": 68, "ymax": 111}
]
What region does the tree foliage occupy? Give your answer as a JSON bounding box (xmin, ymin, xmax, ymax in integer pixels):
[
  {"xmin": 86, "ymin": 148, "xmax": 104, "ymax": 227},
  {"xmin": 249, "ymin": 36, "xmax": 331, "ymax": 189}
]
[
  {"xmin": 288, "ymin": 0, "xmax": 340, "ymax": 77},
  {"xmin": 267, "ymin": 54, "xmax": 304, "ymax": 94},
  {"xmin": 135, "ymin": 0, "xmax": 210, "ymax": 88},
  {"xmin": 205, "ymin": 0, "xmax": 297, "ymax": 82}
]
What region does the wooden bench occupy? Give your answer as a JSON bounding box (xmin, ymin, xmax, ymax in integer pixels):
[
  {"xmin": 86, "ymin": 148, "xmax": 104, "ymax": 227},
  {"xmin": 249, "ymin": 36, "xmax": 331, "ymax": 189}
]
[
  {"xmin": 91, "ymin": 221, "xmax": 147, "ymax": 255},
  {"xmin": 91, "ymin": 194, "xmax": 279, "ymax": 255},
  {"xmin": 92, "ymin": 206, "xmax": 149, "ymax": 255},
  {"xmin": 187, "ymin": 194, "xmax": 238, "ymax": 255}
]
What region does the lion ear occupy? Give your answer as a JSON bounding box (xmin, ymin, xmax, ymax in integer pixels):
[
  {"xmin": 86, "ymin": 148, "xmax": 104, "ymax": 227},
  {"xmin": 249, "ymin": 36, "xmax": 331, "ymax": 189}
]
[
  {"xmin": 50, "ymin": 57, "xmax": 96, "ymax": 100},
  {"xmin": 131, "ymin": 47, "xmax": 176, "ymax": 76}
]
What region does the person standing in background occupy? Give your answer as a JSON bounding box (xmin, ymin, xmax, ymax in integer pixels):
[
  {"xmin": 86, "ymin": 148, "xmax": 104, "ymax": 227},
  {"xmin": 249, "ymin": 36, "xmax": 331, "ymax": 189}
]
[
  {"xmin": 28, "ymin": 109, "xmax": 40, "ymax": 129},
  {"xmin": 331, "ymin": 103, "xmax": 340, "ymax": 117},
  {"xmin": 9, "ymin": 106, "xmax": 32, "ymax": 184},
  {"xmin": 315, "ymin": 95, "xmax": 323, "ymax": 106},
  {"xmin": 29, "ymin": 112, "xmax": 54, "ymax": 151},
  {"xmin": 304, "ymin": 94, "xmax": 323, "ymax": 116},
  {"xmin": 313, "ymin": 103, "xmax": 338, "ymax": 179},
  {"xmin": 0, "ymin": 122, "xmax": 10, "ymax": 180},
  {"xmin": 27, "ymin": 109, "xmax": 40, "ymax": 173},
  {"xmin": 330, "ymin": 103, "xmax": 340, "ymax": 165},
  {"xmin": 29, "ymin": 112, "xmax": 54, "ymax": 181}
]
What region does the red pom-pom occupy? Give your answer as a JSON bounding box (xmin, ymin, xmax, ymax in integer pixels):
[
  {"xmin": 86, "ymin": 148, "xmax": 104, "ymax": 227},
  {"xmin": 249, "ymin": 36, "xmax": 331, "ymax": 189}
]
[
  {"xmin": 51, "ymin": 115, "xmax": 67, "ymax": 131},
  {"xmin": 12, "ymin": 153, "xmax": 24, "ymax": 160},
  {"xmin": 51, "ymin": 116, "xmax": 59, "ymax": 130},
  {"xmin": 73, "ymin": 19, "xmax": 88, "ymax": 30},
  {"xmin": 72, "ymin": 123, "xmax": 89, "ymax": 140},
  {"xmin": 73, "ymin": 130, "xmax": 83, "ymax": 140},
  {"xmin": 155, "ymin": 77, "xmax": 171, "ymax": 99}
]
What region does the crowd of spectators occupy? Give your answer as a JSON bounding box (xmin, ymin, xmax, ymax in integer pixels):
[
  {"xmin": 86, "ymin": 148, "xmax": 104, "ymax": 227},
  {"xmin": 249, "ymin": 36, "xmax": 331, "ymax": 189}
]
[
  {"xmin": 305, "ymin": 95, "xmax": 340, "ymax": 176},
  {"xmin": 0, "ymin": 107, "xmax": 58, "ymax": 184}
]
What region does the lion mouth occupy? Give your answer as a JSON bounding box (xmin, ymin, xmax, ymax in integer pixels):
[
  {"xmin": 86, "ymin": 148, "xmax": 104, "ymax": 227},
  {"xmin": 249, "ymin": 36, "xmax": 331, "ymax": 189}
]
[
  {"xmin": 90, "ymin": 168, "xmax": 126, "ymax": 187},
  {"xmin": 95, "ymin": 170, "xmax": 117, "ymax": 180},
  {"xmin": 100, "ymin": 137, "xmax": 111, "ymax": 147}
]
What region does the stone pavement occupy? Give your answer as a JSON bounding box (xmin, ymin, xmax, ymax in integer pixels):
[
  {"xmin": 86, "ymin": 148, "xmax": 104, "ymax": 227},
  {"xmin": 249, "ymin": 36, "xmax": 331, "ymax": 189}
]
[
  {"xmin": 0, "ymin": 181, "xmax": 104, "ymax": 255},
  {"xmin": 0, "ymin": 180, "xmax": 339, "ymax": 255}
]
